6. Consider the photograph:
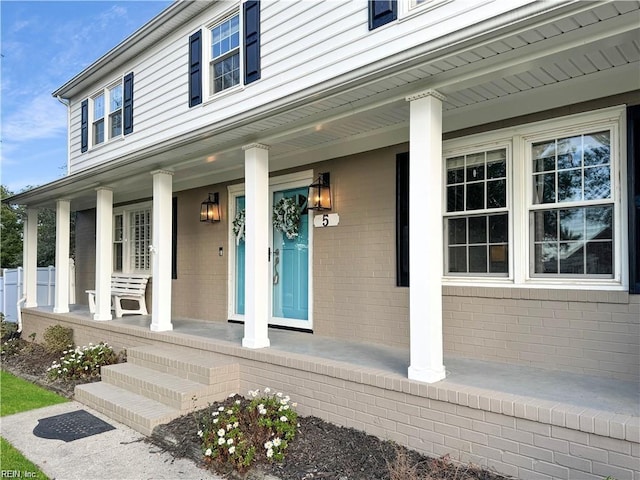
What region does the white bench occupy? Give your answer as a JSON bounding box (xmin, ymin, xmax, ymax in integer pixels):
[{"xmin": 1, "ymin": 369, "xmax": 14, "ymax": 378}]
[{"xmin": 86, "ymin": 273, "xmax": 150, "ymax": 318}]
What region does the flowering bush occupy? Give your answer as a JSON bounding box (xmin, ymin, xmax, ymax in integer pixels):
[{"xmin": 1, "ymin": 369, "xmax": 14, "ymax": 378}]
[
  {"xmin": 47, "ymin": 342, "xmax": 121, "ymax": 380},
  {"xmin": 198, "ymin": 388, "xmax": 298, "ymax": 473}
]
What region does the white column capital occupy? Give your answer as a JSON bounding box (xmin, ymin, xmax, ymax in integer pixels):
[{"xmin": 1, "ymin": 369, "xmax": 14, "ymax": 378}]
[
  {"xmin": 95, "ymin": 186, "xmax": 113, "ymax": 193},
  {"xmin": 242, "ymin": 143, "xmax": 270, "ymax": 151},
  {"xmin": 150, "ymin": 169, "xmax": 174, "ymax": 177},
  {"xmin": 405, "ymin": 89, "xmax": 446, "ymax": 103}
]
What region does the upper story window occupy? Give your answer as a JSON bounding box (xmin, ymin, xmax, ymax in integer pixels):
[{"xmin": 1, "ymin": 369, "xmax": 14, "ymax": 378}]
[
  {"xmin": 210, "ymin": 14, "xmax": 240, "ymax": 94},
  {"xmin": 80, "ymin": 72, "xmax": 133, "ymax": 153},
  {"xmin": 188, "ymin": 1, "xmax": 261, "ymax": 107}
]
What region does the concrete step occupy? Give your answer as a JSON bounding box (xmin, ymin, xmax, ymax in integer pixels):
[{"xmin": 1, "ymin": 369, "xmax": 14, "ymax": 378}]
[
  {"xmin": 100, "ymin": 362, "xmax": 235, "ymax": 411},
  {"xmin": 74, "ymin": 381, "xmax": 180, "ymax": 436},
  {"xmin": 127, "ymin": 345, "xmax": 239, "ymax": 385}
]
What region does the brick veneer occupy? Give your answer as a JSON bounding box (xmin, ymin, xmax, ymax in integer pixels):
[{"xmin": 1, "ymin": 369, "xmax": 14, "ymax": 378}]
[{"xmin": 20, "ymin": 310, "xmax": 639, "ymax": 480}]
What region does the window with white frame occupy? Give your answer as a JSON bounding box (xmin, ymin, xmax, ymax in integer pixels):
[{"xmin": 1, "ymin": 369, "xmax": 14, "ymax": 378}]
[
  {"xmin": 444, "ymin": 148, "xmax": 509, "ymax": 275},
  {"xmin": 91, "ymin": 81, "xmax": 123, "ymax": 146},
  {"xmin": 530, "ymin": 131, "xmax": 613, "ymax": 276},
  {"xmin": 209, "ymin": 13, "xmax": 240, "ymax": 94},
  {"xmin": 113, "ymin": 204, "xmax": 152, "ymax": 273},
  {"xmin": 443, "ymin": 108, "xmax": 623, "ymax": 286}
]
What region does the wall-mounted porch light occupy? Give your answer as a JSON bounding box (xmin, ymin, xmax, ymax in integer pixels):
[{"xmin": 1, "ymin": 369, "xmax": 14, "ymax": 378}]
[
  {"xmin": 200, "ymin": 192, "xmax": 221, "ymax": 222},
  {"xmin": 308, "ymin": 172, "xmax": 332, "ymax": 211}
]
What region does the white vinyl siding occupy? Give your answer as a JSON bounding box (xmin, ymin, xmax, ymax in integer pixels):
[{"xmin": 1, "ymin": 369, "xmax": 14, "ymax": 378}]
[{"xmin": 67, "ymin": 0, "xmax": 538, "ymax": 174}]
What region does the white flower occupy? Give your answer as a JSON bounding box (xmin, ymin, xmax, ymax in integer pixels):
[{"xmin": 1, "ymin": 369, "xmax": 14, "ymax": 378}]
[
  {"xmin": 292, "ymin": 402, "xmax": 298, "ymax": 407},
  {"xmin": 273, "ymin": 437, "xmax": 281, "ymax": 447},
  {"xmin": 282, "ymin": 405, "xmax": 289, "ymax": 410},
  {"xmin": 229, "ymin": 446, "xmax": 236, "ymax": 454},
  {"xmin": 226, "ymin": 409, "xmax": 233, "ymax": 415},
  {"xmin": 264, "ymin": 387, "xmax": 271, "ymax": 394},
  {"xmin": 212, "ymin": 411, "xmax": 219, "ymax": 417},
  {"xmin": 259, "ymin": 408, "xmax": 267, "ymax": 415},
  {"xmin": 266, "ymin": 448, "xmax": 274, "ymax": 458},
  {"xmin": 248, "ymin": 389, "xmax": 259, "ymax": 398},
  {"xmin": 235, "ymin": 400, "xmax": 241, "ymax": 405},
  {"xmin": 264, "ymin": 441, "xmax": 273, "ymax": 449},
  {"xmin": 197, "ymin": 430, "xmax": 203, "ymax": 437},
  {"xmin": 213, "ymin": 418, "xmax": 219, "ymax": 424},
  {"xmin": 226, "ymin": 424, "xmax": 233, "ymax": 431},
  {"xmin": 205, "ymin": 448, "xmax": 212, "ymax": 456},
  {"xmin": 276, "ymin": 392, "xmax": 283, "ymax": 398},
  {"xmin": 280, "ymin": 416, "xmax": 288, "ymax": 422},
  {"xmin": 228, "ymin": 393, "xmax": 236, "ymax": 398},
  {"xmin": 218, "ymin": 437, "xmax": 226, "ymax": 445},
  {"xmin": 218, "ymin": 406, "xmax": 225, "ymax": 412},
  {"xmin": 233, "ymin": 422, "xmax": 239, "ymax": 428},
  {"xmin": 257, "ymin": 404, "xmax": 264, "ymax": 410},
  {"xmin": 227, "ymin": 438, "xmax": 233, "ymax": 445},
  {"xmin": 284, "ymin": 396, "xmax": 290, "ymax": 402},
  {"xmin": 217, "ymin": 429, "xmax": 226, "ymax": 437}
]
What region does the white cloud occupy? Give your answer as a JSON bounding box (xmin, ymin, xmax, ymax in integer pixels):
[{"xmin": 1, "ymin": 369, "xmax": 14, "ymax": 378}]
[{"xmin": 2, "ymin": 93, "xmax": 66, "ymax": 142}]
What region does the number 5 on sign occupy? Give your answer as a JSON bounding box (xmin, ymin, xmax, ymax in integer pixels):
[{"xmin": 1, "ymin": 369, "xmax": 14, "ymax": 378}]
[{"xmin": 313, "ymin": 213, "xmax": 339, "ymax": 228}]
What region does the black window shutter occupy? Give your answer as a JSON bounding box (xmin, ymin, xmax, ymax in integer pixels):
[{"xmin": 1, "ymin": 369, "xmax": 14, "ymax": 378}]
[
  {"xmin": 244, "ymin": 0, "xmax": 261, "ymax": 84},
  {"xmin": 396, "ymin": 152, "xmax": 409, "ymax": 287},
  {"xmin": 123, "ymin": 72, "xmax": 134, "ymax": 135},
  {"xmin": 369, "ymin": 0, "xmax": 397, "ymax": 30},
  {"xmin": 172, "ymin": 197, "xmax": 178, "ymax": 279},
  {"xmin": 628, "ymin": 105, "xmax": 640, "ymax": 293},
  {"xmin": 80, "ymin": 99, "xmax": 88, "ymax": 153},
  {"xmin": 188, "ymin": 30, "xmax": 202, "ymax": 107}
]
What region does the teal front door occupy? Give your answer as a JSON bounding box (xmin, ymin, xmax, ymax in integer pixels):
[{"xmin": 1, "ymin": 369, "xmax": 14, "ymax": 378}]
[{"xmin": 270, "ymin": 186, "xmax": 311, "ymax": 329}]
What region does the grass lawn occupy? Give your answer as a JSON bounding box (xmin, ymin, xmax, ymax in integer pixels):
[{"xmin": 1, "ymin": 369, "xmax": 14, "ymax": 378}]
[
  {"xmin": 0, "ymin": 437, "xmax": 50, "ymax": 479},
  {"xmin": 0, "ymin": 370, "xmax": 67, "ymax": 416},
  {"xmin": 1, "ymin": 370, "xmax": 68, "ymax": 480}
]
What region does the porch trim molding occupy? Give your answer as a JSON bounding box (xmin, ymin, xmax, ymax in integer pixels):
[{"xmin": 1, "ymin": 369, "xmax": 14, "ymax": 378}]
[
  {"xmin": 242, "ymin": 143, "xmax": 271, "ymax": 348},
  {"xmin": 53, "ymin": 199, "xmax": 71, "ymax": 314},
  {"xmin": 23, "ymin": 208, "xmax": 38, "ymax": 308},
  {"xmin": 406, "ymin": 89, "xmax": 446, "ymax": 383},
  {"xmin": 150, "ymin": 170, "xmax": 174, "ymax": 332},
  {"xmin": 94, "ymin": 187, "xmax": 113, "ymax": 321}
]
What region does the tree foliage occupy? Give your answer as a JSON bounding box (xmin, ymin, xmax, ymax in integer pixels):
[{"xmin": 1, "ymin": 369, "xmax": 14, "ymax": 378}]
[{"xmin": 1, "ymin": 185, "xmax": 75, "ymax": 269}]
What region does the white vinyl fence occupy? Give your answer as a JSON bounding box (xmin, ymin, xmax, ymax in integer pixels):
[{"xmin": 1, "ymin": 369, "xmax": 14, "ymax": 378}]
[{"xmin": 0, "ymin": 260, "xmax": 76, "ymax": 322}]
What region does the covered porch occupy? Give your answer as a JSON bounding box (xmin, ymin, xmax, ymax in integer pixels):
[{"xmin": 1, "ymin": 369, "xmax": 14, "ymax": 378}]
[{"xmin": 20, "ymin": 305, "xmax": 639, "ymax": 479}]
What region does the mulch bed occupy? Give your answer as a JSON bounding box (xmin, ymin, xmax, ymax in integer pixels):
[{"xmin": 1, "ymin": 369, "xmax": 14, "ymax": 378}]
[{"xmin": 1, "ymin": 337, "xmax": 511, "ymax": 480}]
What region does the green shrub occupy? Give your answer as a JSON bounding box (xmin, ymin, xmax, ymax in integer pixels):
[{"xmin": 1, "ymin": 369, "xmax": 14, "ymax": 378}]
[
  {"xmin": 199, "ymin": 388, "xmax": 298, "ymax": 473},
  {"xmin": 0, "ymin": 314, "xmax": 18, "ymax": 342},
  {"xmin": 43, "ymin": 324, "xmax": 74, "ymax": 354},
  {"xmin": 47, "ymin": 342, "xmax": 121, "ymax": 380}
]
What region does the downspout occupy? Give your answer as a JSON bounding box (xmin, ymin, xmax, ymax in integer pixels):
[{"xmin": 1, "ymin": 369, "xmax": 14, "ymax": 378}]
[{"xmin": 56, "ymin": 96, "xmax": 71, "ymax": 175}]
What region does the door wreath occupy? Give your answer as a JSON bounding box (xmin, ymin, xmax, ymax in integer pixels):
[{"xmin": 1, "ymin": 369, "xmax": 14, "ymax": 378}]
[{"xmin": 272, "ymin": 197, "xmax": 301, "ymax": 240}]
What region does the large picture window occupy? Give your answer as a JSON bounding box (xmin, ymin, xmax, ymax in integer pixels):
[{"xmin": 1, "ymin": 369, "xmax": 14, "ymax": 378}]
[{"xmin": 442, "ymin": 107, "xmax": 624, "ymax": 287}]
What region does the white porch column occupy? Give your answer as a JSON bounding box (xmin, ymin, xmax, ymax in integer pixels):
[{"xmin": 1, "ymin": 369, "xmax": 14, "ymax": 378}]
[
  {"xmin": 150, "ymin": 170, "xmax": 174, "ymax": 332},
  {"xmin": 242, "ymin": 143, "xmax": 270, "ymax": 349},
  {"xmin": 406, "ymin": 90, "xmax": 446, "ymax": 383},
  {"xmin": 53, "ymin": 199, "xmax": 70, "ymax": 313},
  {"xmin": 23, "ymin": 208, "xmax": 38, "ymax": 308},
  {"xmin": 94, "ymin": 188, "xmax": 113, "ymax": 321}
]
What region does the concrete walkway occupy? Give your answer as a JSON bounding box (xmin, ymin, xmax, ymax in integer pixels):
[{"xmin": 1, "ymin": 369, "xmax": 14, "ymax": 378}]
[{"xmin": 1, "ymin": 401, "xmax": 224, "ymax": 480}]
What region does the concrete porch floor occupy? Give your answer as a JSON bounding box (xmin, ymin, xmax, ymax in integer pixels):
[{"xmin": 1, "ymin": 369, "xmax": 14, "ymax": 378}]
[{"xmin": 54, "ymin": 306, "xmax": 638, "ymax": 418}]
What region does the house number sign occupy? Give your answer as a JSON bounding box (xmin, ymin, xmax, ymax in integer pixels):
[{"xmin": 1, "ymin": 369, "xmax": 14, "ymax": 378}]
[{"xmin": 313, "ymin": 213, "xmax": 340, "ymax": 228}]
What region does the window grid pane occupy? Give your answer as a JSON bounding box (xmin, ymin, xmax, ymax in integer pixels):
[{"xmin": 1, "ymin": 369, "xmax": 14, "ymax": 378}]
[{"xmin": 128, "ymin": 209, "xmax": 151, "ymax": 272}]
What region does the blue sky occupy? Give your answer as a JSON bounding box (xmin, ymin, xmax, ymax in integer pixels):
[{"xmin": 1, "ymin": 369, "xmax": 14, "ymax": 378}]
[{"xmin": 1, "ymin": 0, "xmax": 172, "ymax": 194}]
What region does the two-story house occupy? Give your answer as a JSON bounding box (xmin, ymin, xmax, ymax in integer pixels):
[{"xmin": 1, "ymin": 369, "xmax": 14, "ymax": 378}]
[{"xmin": 6, "ymin": 1, "xmax": 639, "ymax": 477}]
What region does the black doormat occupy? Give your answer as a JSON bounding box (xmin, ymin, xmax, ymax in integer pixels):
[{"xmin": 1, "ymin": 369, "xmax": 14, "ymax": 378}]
[{"xmin": 34, "ymin": 409, "xmax": 115, "ymax": 442}]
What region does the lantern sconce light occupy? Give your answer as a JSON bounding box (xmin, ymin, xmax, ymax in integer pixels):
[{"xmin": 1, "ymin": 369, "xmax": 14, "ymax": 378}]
[
  {"xmin": 308, "ymin": 172, "xmax": 332, "ymax": 211},
  {"xmin": 200, "ymin": 192, "xmax": 221, "ymax": 223}
]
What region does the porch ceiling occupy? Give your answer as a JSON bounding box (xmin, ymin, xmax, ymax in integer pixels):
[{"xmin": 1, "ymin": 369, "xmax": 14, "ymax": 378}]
[{"xmin": 10, "ymin": 1, "xmax": 640, "ymax": 210}]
